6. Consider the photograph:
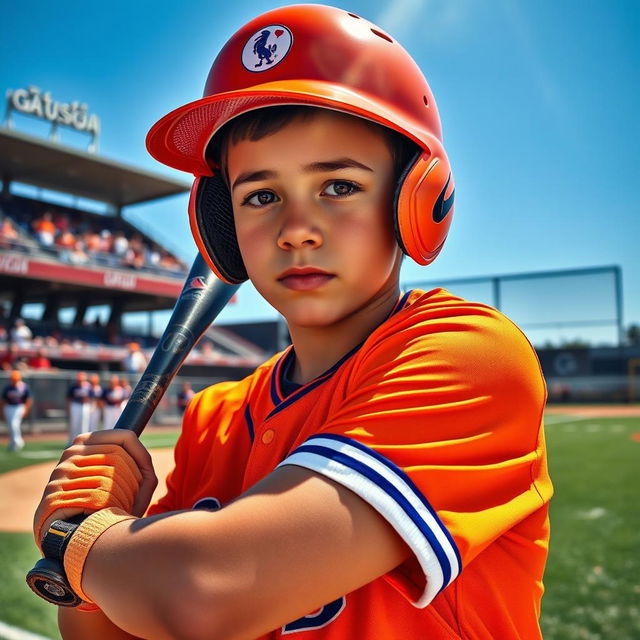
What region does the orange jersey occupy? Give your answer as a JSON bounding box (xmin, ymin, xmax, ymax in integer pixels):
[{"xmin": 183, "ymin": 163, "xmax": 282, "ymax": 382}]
[{"xmin": 149, "ymin": 288, "xmax": 552, "ymax": 639}]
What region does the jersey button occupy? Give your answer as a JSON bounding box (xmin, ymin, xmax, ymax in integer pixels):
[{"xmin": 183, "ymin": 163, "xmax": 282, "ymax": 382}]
[{"xmin": 261, "ymin": 429, "xmax": 275, "ymax": 444}]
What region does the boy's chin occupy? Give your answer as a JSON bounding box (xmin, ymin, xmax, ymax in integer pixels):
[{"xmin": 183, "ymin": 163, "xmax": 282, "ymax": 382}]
[{"xmin": 277, "ymin": 303, "xmax": 348, "ymax": 330}]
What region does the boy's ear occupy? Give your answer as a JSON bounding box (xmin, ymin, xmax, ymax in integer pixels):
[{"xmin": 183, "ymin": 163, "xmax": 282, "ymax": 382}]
[{"xmin": 189, "ymin": 174, "xmax": 248, "ymax": 284}]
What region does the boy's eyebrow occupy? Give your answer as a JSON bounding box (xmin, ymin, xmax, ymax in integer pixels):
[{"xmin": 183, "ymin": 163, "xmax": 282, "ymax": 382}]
[
  {"xmin": 303, "ymin": 158, "xmax": 374, "ymax": 173},
  {"xmin": 231, "ymin": 170, "xmax": 276, "ymax": 192},
  {"xmin": 231, "ymin": 158, "xmax": 373, "ymax": 192}
]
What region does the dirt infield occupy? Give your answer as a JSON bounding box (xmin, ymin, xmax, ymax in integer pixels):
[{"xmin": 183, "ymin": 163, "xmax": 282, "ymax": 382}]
[
  {"xmin": 545, "ymin": 404, "xmax": 640, "ymax": 417},
  {"xmin": 0, "ymin": 448, "xmax": 175, "ymax": 533}
]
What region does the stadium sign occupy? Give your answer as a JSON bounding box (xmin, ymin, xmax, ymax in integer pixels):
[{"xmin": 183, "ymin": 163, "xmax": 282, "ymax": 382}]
[
  {"xmin": 4, "ymin": 85, "xmax": 100, "ymax": 152},
  {"xmin": 0, "ymin": 255, "xmax": 183, "ymax": 298}
]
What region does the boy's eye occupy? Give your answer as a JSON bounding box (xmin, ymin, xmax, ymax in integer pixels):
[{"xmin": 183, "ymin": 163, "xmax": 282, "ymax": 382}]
[
  {"xmin": 243, "ymin": 190, "xmax": 277, "ymax": 207},
  {"xmin": 323, "ymin": 181, "xmax": 360, "ymax": 197}
]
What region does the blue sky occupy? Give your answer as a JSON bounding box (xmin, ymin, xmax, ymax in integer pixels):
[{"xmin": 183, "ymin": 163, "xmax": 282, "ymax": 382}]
[{"xmin": 1, "ymin": 1, "xmax": 638, "ymax": 345}]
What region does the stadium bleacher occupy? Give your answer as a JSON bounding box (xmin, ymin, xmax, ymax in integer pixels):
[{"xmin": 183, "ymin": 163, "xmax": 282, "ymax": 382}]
[{"xmin": 0, "ymin": 126, "xmax": 265, "ymax": 376}]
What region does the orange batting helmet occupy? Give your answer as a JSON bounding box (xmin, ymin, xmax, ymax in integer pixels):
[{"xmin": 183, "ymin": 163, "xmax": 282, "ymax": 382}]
[{"xmin": 146, "ymin": 4, "xmax": 455, "ymax": 284}]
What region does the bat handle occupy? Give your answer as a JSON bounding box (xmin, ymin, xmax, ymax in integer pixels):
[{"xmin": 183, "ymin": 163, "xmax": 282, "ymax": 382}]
[{"xmin": 114, "ymin": 278, "xmax": 239, "ymax": 436}]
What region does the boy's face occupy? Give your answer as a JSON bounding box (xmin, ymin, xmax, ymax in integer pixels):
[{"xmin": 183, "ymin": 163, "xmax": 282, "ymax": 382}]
[{"xmin": 227, "ymin": 110, "xmax": 401, "ymax": 329}]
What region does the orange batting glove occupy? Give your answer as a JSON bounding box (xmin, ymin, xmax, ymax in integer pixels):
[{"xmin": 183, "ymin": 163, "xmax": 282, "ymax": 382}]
[{"xmin": 33, "ymin": 430, "xmax": 157, "ymax": 551}]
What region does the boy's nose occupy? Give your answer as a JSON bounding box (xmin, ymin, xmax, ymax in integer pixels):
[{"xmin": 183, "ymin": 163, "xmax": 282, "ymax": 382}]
[{"xmin": 277, "ymin": 207, "xmax": 323, "ymax": 250}]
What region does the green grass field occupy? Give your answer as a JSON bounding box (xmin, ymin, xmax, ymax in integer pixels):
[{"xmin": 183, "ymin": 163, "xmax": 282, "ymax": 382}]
[{"xmin": 0, "ymin": 417, "xmax": 638, "ymax": 639}]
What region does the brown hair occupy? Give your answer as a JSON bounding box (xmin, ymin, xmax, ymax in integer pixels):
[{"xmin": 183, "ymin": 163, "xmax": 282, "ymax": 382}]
[{"xmin": 207, "ymin": 105, "xmax": 419, "ymax": 184}]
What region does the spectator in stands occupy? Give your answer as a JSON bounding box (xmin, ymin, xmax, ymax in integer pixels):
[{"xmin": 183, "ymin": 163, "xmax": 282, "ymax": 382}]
[
  {"xmin": 84, "ymin": 229, "xmax": 103, "ymax": 256},
  {"xmin": 10, "ymin": 319, "xmax": 32, "ymax": 346},
  {"xmin": 56, "ymin": 214, "xmax": 71, "ymax": 234},
  {"xmin": 146, "ymin": 243, "xmax": 161, "ymax": 268},
  {"xmin": 55, "ymin": 229, "xmax": 76, "ymax": 252},
  {"xmin": 27, "ymin": 348, "xmax": 53, "ymax": 370},
  {"xmin": 159, "ymin": 250, "xmax": 183, "ymax": 272},
  {"xmin": 68, "ymin": 239, "xmax": 90, "ymax": 265},
  {"xmin": 122, "ymin": 246, "xmax": 145, "ymax": 269},
  {"xmin": 32, "ymin": 211, "xmax": 56, "ymax": 247},
  {"xmin": 99, "ymin": 229, "xmax": 113, "ymax": 253},
  {"xmin": 177, "ymin": 381, "xmax": 194, "ymax": 415},
  {"xmin": 122, "ymin": 342, "xmax": 147, "ymax": 374},
  {"xmin": 1, "ymin": 370, "xmax": 32, "ymax": 451},
  {"xmin": 1, "ymin": 344, "xmax": 21, "ymax": 371},
  {"xmin": 66, "ymin": 371, "xmax": 92, "ymax": 444},
  {"xmin": 200, "ymin": 340, "xmax": 215, "ymax": 358},
  {"xmin": 89, "ymin": 373, "xmax": 104, "ymax": 432},
  {"xmin": 112, "ymin": 231, "xmax": 129, "ymax": 257},
  {"xmin": 102, "ymin": 375, "xmax": 124, "ymax": 429},
  {"xmin": 0, "ymin": 218, "xmax": 19, "ymax": 248}
]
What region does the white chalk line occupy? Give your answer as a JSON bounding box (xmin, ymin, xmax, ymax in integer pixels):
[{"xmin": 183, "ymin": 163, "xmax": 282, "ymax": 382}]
[
  {"xmin": 544, "ymin": 414, "xmax": 598, "ymax": 425},
  {"xmin": 0, "ymin": 620, "xmax": 53, "ymax": 640}
]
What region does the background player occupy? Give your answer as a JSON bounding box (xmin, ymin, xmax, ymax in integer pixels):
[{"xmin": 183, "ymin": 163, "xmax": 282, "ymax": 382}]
[
  {"xmin": 65, "ymin": 371, "xmax": 92, "ymax": 444},
  {"xmin": 101, "ymin": 374, "xmax": 124, "ymax": 429},
  {"xmin": 32, "ymin": 5, "xmax": 552, "ymax": 639},
  {"xmin": 1, "ymin": 369, "xmax": 32, "ymax": 451},
  {"xmin": 176, "ymin": 380, "xmax": 194, "ymax": 415},
  {"xmin": 88, "ymin": 373, "xmax": 104, "ymax": 432}
]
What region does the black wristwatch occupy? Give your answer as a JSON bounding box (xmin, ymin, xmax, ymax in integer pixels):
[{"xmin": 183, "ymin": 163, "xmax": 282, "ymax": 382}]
[{"xmin": 26, "ymin": 516, "xmax": 86, "ymax": 606}]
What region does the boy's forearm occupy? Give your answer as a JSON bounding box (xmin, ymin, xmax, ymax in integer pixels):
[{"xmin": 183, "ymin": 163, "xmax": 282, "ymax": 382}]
[
  {"xmin": 78, "ymin": 467, "xmax": 408, "ymax": 640},
  {"xmin": 58, "ymin": 606, "xmax": 140, "ymax": 639},
  {"xmin": 81, "ymin": 512, "xmax": 223, "ymax": 640}
]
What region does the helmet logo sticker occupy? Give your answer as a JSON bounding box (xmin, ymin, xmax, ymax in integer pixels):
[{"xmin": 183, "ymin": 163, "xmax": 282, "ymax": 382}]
[{"xmin": 242, "ymin": 25, "xmax": 292, "ymax": 72}]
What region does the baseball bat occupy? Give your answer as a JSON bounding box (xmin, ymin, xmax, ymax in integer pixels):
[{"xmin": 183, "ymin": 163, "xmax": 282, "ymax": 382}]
[
  {"xmin": 26, "ymin": 252, "xmax": 239, "ymax": 606},
  {"xmin": 114, "ymin": 252, "xmax": 239, "ymax": 435}
]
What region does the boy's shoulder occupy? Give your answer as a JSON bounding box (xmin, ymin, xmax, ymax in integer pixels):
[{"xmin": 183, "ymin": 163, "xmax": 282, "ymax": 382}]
[
  {"xmin": 376, "ymin": 287, "xmax": 532, "ymax": 344},
  {"xmin": 360, "ymin": 287, "xmax": 543, "ymax": 389}
]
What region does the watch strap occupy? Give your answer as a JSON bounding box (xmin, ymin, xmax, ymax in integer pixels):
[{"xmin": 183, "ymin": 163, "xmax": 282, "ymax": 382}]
[{"xmin": 41, "ymin": 516, "xmax": 85, "ymax": 561}]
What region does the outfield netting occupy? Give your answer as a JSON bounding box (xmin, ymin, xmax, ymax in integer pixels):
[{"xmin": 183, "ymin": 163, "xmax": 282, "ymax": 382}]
[{"xmin": 405, "ymin": 266, "xmax": 623, "ymax": 348}]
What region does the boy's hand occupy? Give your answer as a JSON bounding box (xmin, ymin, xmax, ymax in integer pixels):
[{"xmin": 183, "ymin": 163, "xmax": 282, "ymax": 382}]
[{"xmin": 33, "ymin": 430, "xmax": 157, "ymax": 549}]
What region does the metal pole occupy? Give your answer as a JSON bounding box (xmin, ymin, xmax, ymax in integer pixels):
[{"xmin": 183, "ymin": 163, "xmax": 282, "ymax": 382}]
[
  {"xmin": 492, "ymin": 277, "xmax": 501, "ymax": 311},
  {"xmin": 614, "ymin": 266, "xmax": 624, "ymax": 346}
]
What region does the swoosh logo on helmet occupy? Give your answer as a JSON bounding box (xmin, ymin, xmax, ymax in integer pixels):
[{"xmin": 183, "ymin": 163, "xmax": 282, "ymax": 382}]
[{"xmin": 432, "ymin": 173, "xmax": 454, "ymax": 223}]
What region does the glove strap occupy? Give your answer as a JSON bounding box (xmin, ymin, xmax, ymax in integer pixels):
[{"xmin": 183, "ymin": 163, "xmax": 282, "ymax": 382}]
[{"xmin": 64, "ymin": 507, "xmax": 136, "ymax": 604}]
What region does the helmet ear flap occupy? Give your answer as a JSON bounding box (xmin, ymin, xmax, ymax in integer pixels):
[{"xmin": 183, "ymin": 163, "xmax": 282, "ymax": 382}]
[
  {"xmin": 189, "ymin": 174, "xmax": 248, "ymax": 284},
  {"xmin": 393, "ymin": 143, "xmax": 455, "ymax": 265}
]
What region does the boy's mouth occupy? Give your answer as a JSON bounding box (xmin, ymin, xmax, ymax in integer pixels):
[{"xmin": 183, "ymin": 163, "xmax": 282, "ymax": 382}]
[{"xmin": 277, "ymin": 267, "xmax": 335, "ymax": 291}]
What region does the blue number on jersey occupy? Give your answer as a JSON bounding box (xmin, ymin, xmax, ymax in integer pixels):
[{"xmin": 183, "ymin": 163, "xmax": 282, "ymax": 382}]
[{"xmin": 282, "ymin": 597, "xmax": 346, "ymax": 634}]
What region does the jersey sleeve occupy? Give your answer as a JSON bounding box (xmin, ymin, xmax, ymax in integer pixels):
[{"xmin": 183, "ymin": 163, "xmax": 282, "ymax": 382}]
[{"xmin": 278, "ymin": 299, "xmax": 551, "ymax": 607}]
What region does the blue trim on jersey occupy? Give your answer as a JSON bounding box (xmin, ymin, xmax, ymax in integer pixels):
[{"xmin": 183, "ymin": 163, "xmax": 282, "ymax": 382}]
[
  {"xmin": 270, "ymin": 351, "xmax": 287, "ymax": 406},
  {"xmin": 266, "ymin": 341, "xmax": 362, "ymax": 420},
  {"xmin": 244, "ymin": 404, "xmax": 254, "ymax": 443},
  {"xmin": 266, "ymin": 290, "xmax": 414, "ymax": 418},
  {"xmin": 295, "ymin": 442, "xmax": 456, "ymax": 591},
  {"xmin": 392, "ymin": 289, "xmax": 413, "ymax": 314},
  {"xmin": 306, "ymin": 432, "xmax": 462, "ymax": 573}
]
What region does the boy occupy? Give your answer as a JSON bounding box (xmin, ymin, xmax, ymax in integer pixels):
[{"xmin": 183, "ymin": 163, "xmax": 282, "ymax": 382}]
[{"xmin": 32, "ymin": 5, "xmax": 552, "ymax": 639}]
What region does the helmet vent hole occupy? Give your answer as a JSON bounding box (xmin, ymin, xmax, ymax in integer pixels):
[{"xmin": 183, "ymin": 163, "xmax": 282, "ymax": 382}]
[
  {"xmin": 423, "ymin": 95, "xmax": 429, "ymax": 107},
  {"xmin": 347, "ymin": 12, "xmax": 360, "ymax": 19},
  {"xmin": 370, "ymin": 28, "xmax": 393, "ymax": 43}
]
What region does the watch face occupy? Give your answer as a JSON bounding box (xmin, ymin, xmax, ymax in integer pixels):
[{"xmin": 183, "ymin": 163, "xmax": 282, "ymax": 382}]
[
  {"xmin": 26, "ymin": 557, "xmax": 83, "ymax": 607},
  {"xmin": 44, "ymin": 581, "xmax": 66, "ymax": 597}
]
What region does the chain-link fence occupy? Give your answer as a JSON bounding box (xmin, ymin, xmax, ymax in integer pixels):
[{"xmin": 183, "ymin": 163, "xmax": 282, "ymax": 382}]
[{"xmin": 0, "ymin": 370, "xmax": 225, "ymax": 434}]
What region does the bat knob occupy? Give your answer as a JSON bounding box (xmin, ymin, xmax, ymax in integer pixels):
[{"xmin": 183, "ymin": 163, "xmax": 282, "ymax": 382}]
[{"xmin": 26, "ymin": 557, "xmax": 83, "ymax": 607}]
